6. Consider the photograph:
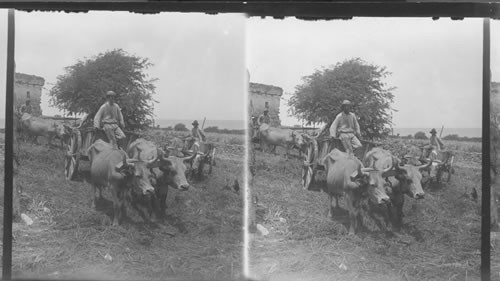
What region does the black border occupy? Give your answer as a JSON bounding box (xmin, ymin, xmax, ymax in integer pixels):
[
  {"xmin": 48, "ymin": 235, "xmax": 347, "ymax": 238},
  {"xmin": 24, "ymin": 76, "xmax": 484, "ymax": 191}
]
[
  {"xmin": 0, "ymin": 2, "xmax": 496, "ymax": 18},
  {"xmin": 2, "ymin": 2, "xmax": 497, "ymax": 281},
  {"xmin": 482, "ymin": 18, "xmax": 491, "ymax": 281},
  {"xmin": 3, "ymin": 8, "xmax": 15, "ymax": 281}
]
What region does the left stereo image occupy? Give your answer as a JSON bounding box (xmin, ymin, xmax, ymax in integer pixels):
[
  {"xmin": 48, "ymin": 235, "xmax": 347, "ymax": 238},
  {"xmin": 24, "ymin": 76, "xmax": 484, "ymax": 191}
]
[{"xmin": 0, "ymin": 10, "xmax": 247, "ymax": 280}]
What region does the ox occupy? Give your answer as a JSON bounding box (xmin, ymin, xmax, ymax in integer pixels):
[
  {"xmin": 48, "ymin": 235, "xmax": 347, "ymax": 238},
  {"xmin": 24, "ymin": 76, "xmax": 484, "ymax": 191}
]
[
  {"xmin": 189, "ymin": 142, "xmax": 216, "ymax": 180},
  {"xmin": 88, "ymin": 140, "xmax": 158, "ymax": 226},
  {"xmin": 20, "ymin": 113, "xmax": 68, "ymax": 147},
  {"xmin": 258, "ymin": 124, "xmax": 305, "ymax": 159},
  {"xmin": 364, "ymin": 147, "xmax": 430, "ymax": 229},
  {"xmin": 164, "ymin": 137, "xmax": 216, "ymax": 180},
  {"xmin": 321, "ymin": 149, "xmax": 390, "ymax": 235},
  {"xmin": 128, "ymin": 138, "xmax": 194, "ymax": 217}
]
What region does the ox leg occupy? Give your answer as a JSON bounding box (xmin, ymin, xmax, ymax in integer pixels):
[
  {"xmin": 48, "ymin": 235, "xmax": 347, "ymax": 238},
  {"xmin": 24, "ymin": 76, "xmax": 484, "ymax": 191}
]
[
  {"xmin": 156, "ymin": 186, "xmax": 168, "ymax": 218},
  {"xmin": 111, "ymin": 187, "xmax": 122, "ymax": 226},
  {"xmin": 91, "ymin": 185, "xmax": 102, "ymax": 209},
  {"xmin": 344, "ymin": 194, "xmax": 356, "ymax": 235},
  {"xmin": 328, "ymin": 194, "xmax": 339, "ymax": 219}
]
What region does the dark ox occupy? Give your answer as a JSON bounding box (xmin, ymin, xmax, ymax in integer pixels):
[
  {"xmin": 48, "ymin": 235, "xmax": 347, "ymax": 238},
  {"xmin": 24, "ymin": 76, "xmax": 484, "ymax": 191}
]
[
  {"xmin": 321, "ymin": 149, "xmax": 390, "ymax": 235},
  {"xmin": 258, "ymin": 124, "xmax": 305, "ymax": 159},
  {"xmin": 19, "ymin": 113, "xmax": 68, "ymax": 146},
  {"xmin": 364, "ymin": 147, "xmax": 430, "ymax": 228},
  {"xmin": 88, "ymin": 140, "xmax": 158, "ymax": 226},
  {"xmin": 128, "ymin": 138, "xmax": 193, "ymax": 217}
]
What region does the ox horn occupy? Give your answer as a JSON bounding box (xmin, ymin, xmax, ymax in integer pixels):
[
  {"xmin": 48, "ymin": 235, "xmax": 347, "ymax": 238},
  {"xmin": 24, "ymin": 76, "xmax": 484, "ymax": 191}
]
[
  {"xmin": 392, "ymin": 156, "xmax": 403, "ymax": 170},
  {"xmin": 360, "ymin": 166, "xmax": 373, "ymax": 176},
  {"xmin": 417, "ymin": 159, "xmax": 432, "ymax": 170}
]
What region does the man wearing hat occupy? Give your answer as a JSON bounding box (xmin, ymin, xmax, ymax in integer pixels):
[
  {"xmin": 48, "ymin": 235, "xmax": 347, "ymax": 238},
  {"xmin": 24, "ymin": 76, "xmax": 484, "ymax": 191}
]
[
  {"xmin": 258, "ymin": 109, "xmax": 271, "ymax": 125},
  {"xmin": 19, "ymin": 99, "xmax": 32, "ymax": 116},
  {"xmin": 425, "ymin": 128, "xmax": 444, "ymax": 159},
  {"xmin": 329, "ymin": 99, "xmax": 362, "ymax": 157},
  {"xmin": 190, "ymin": 120, "xmax": 206, "ymax": 153},
  {"xmin": 94, "ymin": 90, "xmax": 126, "ymax": 149}
]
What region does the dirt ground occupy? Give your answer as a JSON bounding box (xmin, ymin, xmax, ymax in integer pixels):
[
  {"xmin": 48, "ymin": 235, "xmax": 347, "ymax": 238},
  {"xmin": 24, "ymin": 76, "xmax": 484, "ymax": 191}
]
[
  {"xmin": 0, "ymin": 131, "xmax": 245, "ymax": 280},
  {"xmin": 249, "ymin": 139, "xmax": 482, "ymax": 281}
]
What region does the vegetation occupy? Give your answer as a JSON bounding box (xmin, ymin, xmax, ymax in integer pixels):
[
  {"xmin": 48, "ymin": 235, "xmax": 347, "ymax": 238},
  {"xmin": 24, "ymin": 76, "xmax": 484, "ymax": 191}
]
[
  {"xmin": 414, "ymin": 131, "xmax": 427, "ymax": 140},
  {"xmin": 250, "ymin": 137, "xmax": 481, "ymax": 281},
  {"xmin": 2, "ymin": 129, "xmax": 244, "ymax": 280},
  {"xmin": 174, "ymin": 123, "xmax": 188, "ymax": 131},
  {"xmin": 49, "ymin": 49, "xmax": 158, "ymax": 130},
  {"xmin": 288, "ymin": 58, "xmax": 395, "ymax": 139}
]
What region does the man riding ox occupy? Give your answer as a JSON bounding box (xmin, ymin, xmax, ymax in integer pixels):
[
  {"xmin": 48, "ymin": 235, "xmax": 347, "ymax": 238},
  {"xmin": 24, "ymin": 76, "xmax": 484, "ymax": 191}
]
[
  {"xmin": 321, "ymin": 149, "xmax": 390, "ymax": 235},
  {"xmin": 329, "ymin": 100, "xmax": 362, "ymax": 157},
  {"xmin": 257, "ymin": 123, "xmax": 305, "ymax": 159},
  {"xmin": 363, "ymin": 147, "xmax": 431, "ymax": 229},
  {"xmin": 19, "ymin": 113, "xmax": 68, "ymax": 146},
  {"xmin": 257, "ymin": 108, "xmax": 271, "ymax": 125},
  {"xmin": 94, "ymin": 91, "xmax": 126, "ymax": 150},
  {"xmin": 88, "ymin": 139, "xmax": 159, "ymax": 226},
  {"xmin": 128, "ymin": 138, "xmax": 194, "ymax": 218}
]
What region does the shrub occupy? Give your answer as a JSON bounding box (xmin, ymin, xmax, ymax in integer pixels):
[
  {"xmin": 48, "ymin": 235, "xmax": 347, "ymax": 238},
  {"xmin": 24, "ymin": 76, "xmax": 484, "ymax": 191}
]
[
  {"xmin": 174, "ymin": 123, "xmax": 188, "ymax": 131},
  {"xmin": 414, "ymin": 131, "xmax": 427, "ymax": 140}
]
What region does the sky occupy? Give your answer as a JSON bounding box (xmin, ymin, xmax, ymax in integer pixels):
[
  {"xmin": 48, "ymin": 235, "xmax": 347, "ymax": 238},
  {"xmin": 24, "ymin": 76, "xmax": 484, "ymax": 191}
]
[
  {"xmin": 248, "ymin": 17, "xmax": 497, "ymax": 129},
  {"xmin": 1, "ymin": 13, "xmax": 500, "ymax": 129},
  {"xmin": 0, "ymin": 10, "xmax": 246, "ymax": 121}
]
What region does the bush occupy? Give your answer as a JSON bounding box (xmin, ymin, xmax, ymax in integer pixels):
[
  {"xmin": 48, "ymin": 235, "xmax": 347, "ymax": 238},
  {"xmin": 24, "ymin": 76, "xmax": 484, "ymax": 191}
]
[
  {"xmin": 174, "ymin": 123, "xmax": 188, "ymax": 131},
  {"xmin": 414, "ymin": 131, "xmax": 427, "ymax": 140},
  {"xmin": 205, "ymin": 126, "xmax": 219, "ymax": 133},
  {"xmin": 443, "ymin": 134, "xmax": 460, "ymax": 141}
]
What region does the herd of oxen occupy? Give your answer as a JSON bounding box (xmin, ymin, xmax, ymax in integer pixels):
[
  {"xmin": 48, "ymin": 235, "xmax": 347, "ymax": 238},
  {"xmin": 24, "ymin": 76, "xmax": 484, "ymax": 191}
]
[
  {"xmin": 14, "ymin": 112, "xmax": 217, "ymax": 226},
  {"xmin": 250, "ymin": 120, "xmax": 454, "ymax": 236}
]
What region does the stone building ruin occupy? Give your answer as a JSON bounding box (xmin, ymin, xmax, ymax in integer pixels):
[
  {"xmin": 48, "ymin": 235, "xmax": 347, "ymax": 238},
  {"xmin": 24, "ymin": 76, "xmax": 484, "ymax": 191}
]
[
  {"xmin": 14, "ymin": 72, "xmax": 45, "ymax": 116},
  {"xmin": 249, "ymin": 82, "xmax": 283, "ymax": 127}
]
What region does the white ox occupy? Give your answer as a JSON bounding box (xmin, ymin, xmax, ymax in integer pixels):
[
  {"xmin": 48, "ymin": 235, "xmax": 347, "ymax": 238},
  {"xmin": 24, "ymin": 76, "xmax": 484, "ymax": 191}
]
[{"xmin": 19, "ymin": 113, "xmax": 69, "ymax": 146}]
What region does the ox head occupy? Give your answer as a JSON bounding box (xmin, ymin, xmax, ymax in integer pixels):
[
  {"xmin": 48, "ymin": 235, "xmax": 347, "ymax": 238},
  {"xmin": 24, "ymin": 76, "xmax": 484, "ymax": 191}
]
[
  {"xmin": 114, "ymin": 153, "xmax": 156, "ymax": 196},
  {"xmin": 385, "ymin": 157, "xmax": 430, "ymax": 199},
  {"xmin": 349, "ymin": 162, "xmax": 391, "ymax": 205},
  {"xmin": 153, "ymin": 148, "xmax": 195, "ymax": 191},
  {"xmin": 292, "ymin": 132, "xmax": 307, "ymax": 151}
]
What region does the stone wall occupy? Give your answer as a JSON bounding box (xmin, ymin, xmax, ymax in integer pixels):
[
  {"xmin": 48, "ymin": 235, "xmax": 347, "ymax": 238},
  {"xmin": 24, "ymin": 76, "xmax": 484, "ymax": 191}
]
[
  {"xmin": 249, "ymin": 82, "xmax": 283, "ymax": 127},
  {"xmin": 14, "ymin": 73, "xmax": 45, "ymax": 116}
]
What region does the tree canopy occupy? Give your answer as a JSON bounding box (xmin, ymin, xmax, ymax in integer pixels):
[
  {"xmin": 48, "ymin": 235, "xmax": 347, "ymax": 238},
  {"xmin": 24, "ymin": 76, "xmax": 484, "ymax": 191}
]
[
  {"xmin": 288, "ymin": 58, "xmax": 396, "ymax": 139},
  {"xmin": 49, "ymin": 49, "xmax": 158, "ymax": 130}
]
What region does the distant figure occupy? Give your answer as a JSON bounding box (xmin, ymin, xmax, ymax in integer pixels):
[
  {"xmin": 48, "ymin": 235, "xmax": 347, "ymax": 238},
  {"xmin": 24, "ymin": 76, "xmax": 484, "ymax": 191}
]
[
  {"xmin": 94, "ymin": 91, "xmax": 126, "ymax": 149},
  {"xmin": 258, "ymin": 109, "xmax": 270, "ymax": 125},
  {"xmin": 425, "ymin": 128, "xmax": 445, "ymax": 159},
  {"xmin": 329, "ymin": 100, "xmax": 362, "ymax": 157},
  {"xmin": 190, "ymin": 120, "xmax": 206, "ymax": 153},
  {"xmin": 19, "ymin": 100, "xmax": 32, "ymax": 115}
]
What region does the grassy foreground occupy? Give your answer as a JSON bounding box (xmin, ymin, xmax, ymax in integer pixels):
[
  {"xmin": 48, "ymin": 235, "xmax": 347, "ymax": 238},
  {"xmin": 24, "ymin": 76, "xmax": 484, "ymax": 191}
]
[
  {"xmin": 249, "ymin": 138, "xmax": 482, "ymax": 281},
  {"xmin": 0, "ymin": 131, "xmax": 245, "ymax": 280}
]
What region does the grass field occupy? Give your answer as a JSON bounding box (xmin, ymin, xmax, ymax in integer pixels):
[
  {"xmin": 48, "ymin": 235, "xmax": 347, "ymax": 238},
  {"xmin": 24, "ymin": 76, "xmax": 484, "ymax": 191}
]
[
  {"xmin": 0, "ymin": 130, "xmax": 245, "ymax": 280},
  {"xmin": 249, "ymin": 138, "xmax": 482, "ymax": 281}
]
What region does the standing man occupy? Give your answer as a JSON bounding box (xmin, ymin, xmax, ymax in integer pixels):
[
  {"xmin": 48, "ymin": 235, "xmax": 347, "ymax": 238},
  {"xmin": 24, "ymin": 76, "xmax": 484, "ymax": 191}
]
[
  {"xmin": 94, "ymin": 91, "xmax": 126, "ymax": 149},
  {"xmin": 190, "ymin": 120, "xmax": 206, "ymax": 153},
  {"xmin": 425, "ymin": 128, "xmax": 445, "ymax": 159},
  {"xmin": 329, "ymin": 100, "xmax": 362, "ymax": 157},
  {"xmin": 258, "ymin": 109, "xmax": 271, "ymax": 126}
]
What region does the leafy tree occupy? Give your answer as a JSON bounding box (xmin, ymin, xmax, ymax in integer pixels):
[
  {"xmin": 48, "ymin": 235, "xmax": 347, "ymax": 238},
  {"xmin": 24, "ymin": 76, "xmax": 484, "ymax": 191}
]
[
  {"xmin": 174, "ymin": 123, "xmax": 188, "ymax": 131},
  {"xmin": 49, "ymin": 49, "xmax": 158, "ymax": 130},
  {"xmin": 414, "ymin": 131, "xmax": 427, "ymax": 140},
  {"xmin": 288, "ymin": 58, "xmax": 395, "ymax": 139}
]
